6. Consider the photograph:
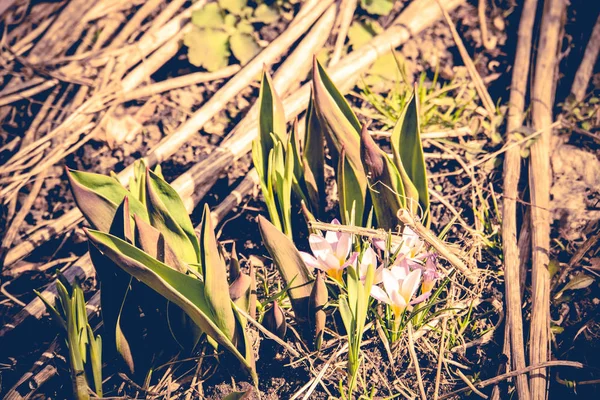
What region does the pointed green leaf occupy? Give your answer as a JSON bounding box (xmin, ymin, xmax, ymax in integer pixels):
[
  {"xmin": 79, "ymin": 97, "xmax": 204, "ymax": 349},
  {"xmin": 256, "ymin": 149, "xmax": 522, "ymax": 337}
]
[
  {"xmin": 257, "ymin": 216, "xmax": 313, "ymax": 322},
  {"xmin": 134, "ymin": 214, "xmax": 187, "ymax": 273},
  {"xmin": 302, "ymin": 93, "xmax": 325, "ymax": 215},
  {"xmin": 337, "ymin": 148, "xmax": 366, "ymax": 226},
  {"xmin": 85, "ymin": 229, "xmax": 256, "ymax": 382},
  {"xmin": 312, "ymin": 58, "xmax": 362, "ymax": 170},
  {"xmin": 199, "ymin": 204, "xmax": 238, "ymax": 343},
  {"xmin": 391, "ymin": 92, "xmax": 429, "ymax": 224},
  {"xmin": 360, "ymin": 125, "xmax": 405, "ymax": 230},
  {"xmin": 67, "ymin": 169, "xmax": 148, "ymax": 232},
  {"xmin": 145, "ymin": 169, "xmax": 200, "ymax": 264},
  {"xmin": 257, "ymin": 69, "xmax": 286, "ymax": 178}
]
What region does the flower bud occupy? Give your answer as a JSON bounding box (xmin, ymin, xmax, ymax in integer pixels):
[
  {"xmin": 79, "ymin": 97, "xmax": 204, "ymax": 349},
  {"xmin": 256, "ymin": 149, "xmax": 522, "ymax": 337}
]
[
  {"xmin": 309, "ymin": 269, "xmax": 328, "ymax": 350},
  {"xmin": 262, "ymin": 301, "xmax": 287, "ymax": 339}
]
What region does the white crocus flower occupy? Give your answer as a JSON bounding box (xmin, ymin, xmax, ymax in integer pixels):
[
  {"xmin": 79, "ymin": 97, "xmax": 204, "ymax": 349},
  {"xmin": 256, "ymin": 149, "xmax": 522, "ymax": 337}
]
[
  {"xmin": 370, "ymin": 266, "xmax": 422, "ymax": 319},
  {"xmin": 300, "ymin": 219, "xmax": 354, "ymax": 281}
]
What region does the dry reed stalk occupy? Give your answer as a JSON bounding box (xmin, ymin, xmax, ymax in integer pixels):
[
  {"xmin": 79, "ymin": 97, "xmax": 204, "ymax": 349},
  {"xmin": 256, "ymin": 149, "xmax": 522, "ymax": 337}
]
[
  {"xmin": 440, "ymin": 361, "xmax": 585, "ymax": 400},
  {"xmin": 435, "ymin": 0, "xmax": 496, "ymax": 119},
  {"xmin": 0, "ymin": 170, "xmax": 47, "ymax": 258},
  {"xmin": 528, "ymin": 1, "xmax": 567, "ymax": 398},
  {"xmin": 329, "ymin": 0, "xmax": 357, "ymax": 67},
  {"xmin": 501, "ymin": 0, "xmax": 538, "ymax": 398},
  {"xmin": 570, "ymin": 14, "xmax": 600, "ymax": 102},
  {"xmin": 111, "ymin": 0, "xmax": 165, "ymax": 46},
  {"xmin": 408, "ymin": 322, "xmax": 427, "ymax": 399},
  {"xmin": 119, "ymin": 65, "xmax": 241, "ymax": 103},
  {"xmin": 111, "ymin": 0, "xmax": 208, "ymax": 79}
]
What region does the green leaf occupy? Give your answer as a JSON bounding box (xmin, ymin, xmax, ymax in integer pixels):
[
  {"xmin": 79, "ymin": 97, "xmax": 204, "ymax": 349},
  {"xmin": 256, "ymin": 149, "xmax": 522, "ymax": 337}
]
[
  {"xmin": 218, "ymin": 0, "xmax": 247, "ymax": 15},
  {"xmin": 338, "ymin": 295, "xmax": 352, "ymax": 334},
  {"xmin": 360, "ymin": 0, "xmax": 394, "ymax": 15},
  {"xmin": 198, "ymin": 204, "xmax": 238, "ymax": 343},
  {"xmin": 184, "ymin": 28, "xmax": 230, "ymax": 72},
  {"xmin": 67, "ymin": 168, "xmax": 148, "ymax": 233},
  {"xmin": 230, "ymin": 32, "xmax": 260, "ymax": 65},
  {"xmin": 257, "ymin": 216, "xmax": 313, "ymax": 323},
  {"xmin": 133, "ymin": 214, "xmax": 187, "ymax": 273},
  {"xmin": 556, "ymin": 274, "xmax": 595, "ymax": 299},
  {"xmin": 191, "ymin": 3, "xmax": 224, "ymax": 28},
  {"xmin": 303, "ymin": 92, "xmax": 325, "ymax": 216},
  {"xmin": 391, "ymin": 91, "xmax": 429, "ymax": 224},
  {"xmin": 257, "ymin": 68, "xmax": 287, "ymax": 176},
  {"xmin": 253, "ymin": 4, "xmax": 279, "ymax": 24},
  {"xmin": 312, "ymin": 58, "xmax": 362, "ymax": 167},
  {"xmin": 85, "ymin": 229, "xmax": 257, "ymax": 382},
  {"xmin": 337, "ymin": 148, "xmax": 365, "ymax": 226},
  {"xmin": 145, "ymin": 169, "xmax": 200, "ymax": 264},
  {"xmin": 360, "ymin": 125, "xmax": 405, "ymax": 230}
]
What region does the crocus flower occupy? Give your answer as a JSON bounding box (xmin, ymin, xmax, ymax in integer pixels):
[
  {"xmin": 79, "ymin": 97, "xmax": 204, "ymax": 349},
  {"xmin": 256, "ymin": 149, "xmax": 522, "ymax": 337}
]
[
  {"xmin": 356, "ymin": 246, "xmax": 383, "ymax": 284},
  {"xmin": 370, "ymin": 266, "xmax": 422, "ymax": 319},
  {"xmin": 374, "ymin": 226, "xmax": 425, "ymax": 269},
  {"xmin": 419, "ymin": 253, "xmax": 442, "ymax": 296},
  {"xmin": 300, "ymin": 219, "xmax": 354, "ymax": 281}
]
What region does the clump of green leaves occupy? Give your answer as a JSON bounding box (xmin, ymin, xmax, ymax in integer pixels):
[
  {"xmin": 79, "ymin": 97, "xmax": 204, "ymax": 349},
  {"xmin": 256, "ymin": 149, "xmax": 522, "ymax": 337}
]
[
  {"xmin": 254, "ymin": 58, "xmax": 430, "ymax": 234},
  {"xmin": 67, "ymin": 161, "xmax": 257, "ymax": 384},
  {"xmin": 185, "ymin": 0, "xmax": 281, "ymax": 71},
  {"xmin": 38, "ymin": 277, "xmax": 102, "ymax": 400}
]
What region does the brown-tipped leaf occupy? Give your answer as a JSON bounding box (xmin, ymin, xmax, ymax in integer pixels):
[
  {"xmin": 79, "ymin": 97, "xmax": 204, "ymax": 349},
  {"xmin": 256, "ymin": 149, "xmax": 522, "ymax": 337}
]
[
  {"xmin": 67, "ymin": 168, "xmax": 148, "ymax": 233},
  {"xmin": 360, "ymin": 125, "xmax": 405, "ymax": 230},
  {"xmin": 133, "ymin": 214, "xmax": 186, "ymax": 273}
]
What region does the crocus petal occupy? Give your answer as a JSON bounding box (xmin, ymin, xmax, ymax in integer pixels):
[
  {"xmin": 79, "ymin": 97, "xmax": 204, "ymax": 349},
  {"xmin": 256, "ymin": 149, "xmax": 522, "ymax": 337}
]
[
  {"xmin": 411, "ymin": 291, "xmax": 431, "ymax": 305},
  {"xmin": 318, "ymin": 251, "xmax": 342, "ymax": 271},
  {"xmin": 370, "ymin": 285, "xmax": 391, "ymax": 305},
  {"xmin": 300, "ymin": 252, "xmax": 323, "ymax": 270},
  {"xmin": 390, "ymin": 290, "xmax": 408, "ymax": 308},
  {"xmin": 382, "ymin": 268, "xmax": 400, "ymax": 298},
  {"xmin": 401, "ymin": 269, "xmax": 422, "ymax": 303},
  {"xmin": 361, "ymin": 246, "xmax": 377, "ymax": 267},
  {"xmin": 343, "ymin": 252, "xmax": 359, "ymax": 270},
  {"xmin": 373, "ymin": 266, "xmax": 384, "ymax": 284},
  {"xmin": 309, "ymin": 234, "xmax": 334, "ymax": 260},
  {"xmin": 333, "ymin": 232, "xmax": 352, "ymax": 261},
  {"xmin": 390, "ymin": 265, "xmax": 409, "ymax": 281}
]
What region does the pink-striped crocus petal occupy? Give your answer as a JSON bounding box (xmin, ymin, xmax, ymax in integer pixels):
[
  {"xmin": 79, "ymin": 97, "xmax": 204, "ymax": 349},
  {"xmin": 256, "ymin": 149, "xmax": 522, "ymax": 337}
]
[
  {"xmin": 382, "ymin": 268, "xmax": 400, "ymax": 299},
  {"xmin": 370, "ymin": 285, "xmax": 391, "ymax": 305},
  {"xmin": 373, "ymin": 266, "xmax": 384, "ymax": 284},
  {"xmin": 390, "ymin": 290, "xmax": 408, "ymax": 309},
  {"xmin": 402, "ymin": 226, "xmax": 422, "ymax": 250},
  {"xmin": 411, "ymin": 291, "xmax": 432, "ymax": 305},
  {"xmin": 333, "ymin": 232, "xmax": 352, "ymax": 262},
  {"xmin": 342, "ymin": 252, "xmax": 359, "ymax": 269},
  {"xmin": 317, "ymin": 251, "xmax": 342, "ymax": 272},
  {"xmin": 390, "ymin": 265, "xmax": 409, "ymax": 281},
  {"xmin": 308, "ymin": 234, "xmax": 334, "ymax": 261},
  {"xmin": 300, "ymin": 252, "xmax": 323, "ymax": 270},
  {"xmin": 400, "ymin": 269, "xmax": 422, "ymax": 303}
]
